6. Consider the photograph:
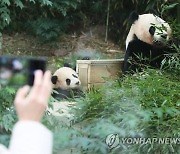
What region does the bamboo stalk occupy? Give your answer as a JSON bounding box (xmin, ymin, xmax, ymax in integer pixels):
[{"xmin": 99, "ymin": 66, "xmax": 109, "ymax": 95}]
[{"xmin": 105, "ymin": 0, "xmax": 110, "ymax": 43}]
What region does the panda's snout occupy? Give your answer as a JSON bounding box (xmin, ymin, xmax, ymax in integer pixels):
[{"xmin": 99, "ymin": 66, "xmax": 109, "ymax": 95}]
[
  {"xmin": 76, "ymin": 81, "xmax": 80, "ymax": 85},
  {"xmin": 161, "ymin": 34, "xmax": 167, "ymax": 39}
]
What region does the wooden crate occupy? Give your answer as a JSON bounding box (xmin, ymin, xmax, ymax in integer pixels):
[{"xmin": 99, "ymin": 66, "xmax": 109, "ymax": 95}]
[{"xmin": 76, "ymin": 59, "xmax": 123, "ymax": 89}]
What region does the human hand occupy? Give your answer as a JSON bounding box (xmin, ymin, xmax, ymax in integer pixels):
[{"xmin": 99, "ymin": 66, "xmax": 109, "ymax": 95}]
[{"xmin": 14, "ymin": 70, "xmax": 52, "ymax": 121}]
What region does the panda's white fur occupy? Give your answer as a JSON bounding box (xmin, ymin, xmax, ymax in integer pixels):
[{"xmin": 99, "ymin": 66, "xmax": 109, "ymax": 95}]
[
  {"xmin": 50, "ymin": 67, "xmax": 81, "ymax": 121},
  {"xmin": 126, "ymin": 13, "xmax": 172, "ymax": 49},
  {"xmin": 51, "ymin": 67, "xmax": 82, "ymax": 100},
  {"xmin": 123, "ymin": 12, "xmax": 173, "ymax": 73},
  {"xmin": 52, "ymin": 67, "xmax": 81, "ymax": 89}
]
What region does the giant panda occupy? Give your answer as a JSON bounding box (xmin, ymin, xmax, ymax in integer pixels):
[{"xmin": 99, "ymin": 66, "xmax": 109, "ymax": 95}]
[
  {"xmin": 123, "ymin": 12, "xmax": 173, "ymax": 73},
  {"xmin": 51, "ymin": 66, "xmax": 82, "ymax": 100}
]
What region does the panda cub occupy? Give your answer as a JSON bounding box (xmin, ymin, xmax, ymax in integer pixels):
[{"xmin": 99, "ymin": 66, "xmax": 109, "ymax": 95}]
[
  {"xmin": 123, "ymin": 12, "xmax": 173, "ymax": 73},
  {"xmin": 51, "ymin": 66, "xmax": 82, "ymax": 100}
]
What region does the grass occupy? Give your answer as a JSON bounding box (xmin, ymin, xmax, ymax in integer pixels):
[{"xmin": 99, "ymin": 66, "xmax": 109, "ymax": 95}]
[
  {"xmin": 0, "ymin": 55, "xmax": 179, "ymax": 153},
  {"xmin": 51, "ymin": 69, "xmax": 180, "ymax": 154}
]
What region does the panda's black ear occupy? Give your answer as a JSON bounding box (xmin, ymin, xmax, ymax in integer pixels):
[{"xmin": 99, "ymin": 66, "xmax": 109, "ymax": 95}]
[
  {"xmin": 64, "ymin": 63, "xmax": 76, "ymax": 71},
  {"xmin": 64, "ymin": 63, "xmax": 72, "ymax": 68},
  {"xmin": 51, "ymin": 75, "xmax": 58, "ymax": 84},
  {"xmin": 82, "ymin": 56, "xmax": 90, "ymax": 60},
  {"xmin": 129, "ymin": 11, "xmax": 139, "ymax": 24}
]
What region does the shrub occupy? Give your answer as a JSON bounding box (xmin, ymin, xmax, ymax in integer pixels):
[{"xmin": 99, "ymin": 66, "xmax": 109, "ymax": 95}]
[
  {"xmin": 0, "ymin": 87, "xmax": 17, "ymax": 146},
  {"xmin": 52, "ymin": 69, "xmax": 180, "ymax": 154}
]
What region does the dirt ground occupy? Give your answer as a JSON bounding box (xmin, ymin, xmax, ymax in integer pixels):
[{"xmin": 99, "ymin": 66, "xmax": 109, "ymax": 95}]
[{"xmin": 0, "ymin": 26, "xmax": 124, "ymax": 71}]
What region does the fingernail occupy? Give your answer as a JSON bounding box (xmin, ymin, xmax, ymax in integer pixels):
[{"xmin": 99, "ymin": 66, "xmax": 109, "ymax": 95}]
[
  {"xmin": 46, "ymin": 70, "xmax": 51, "ymax": 73},
  {"xmin": 23, "ymin": 85, "xmax": 30, "ymax": 89},
  {"xmin": 35, "ymin": 69, "xmax": 41, "ymax": 73},
  {"xmin": 45, "ymin": 70, "xmax": 51, "ymax": 75}
]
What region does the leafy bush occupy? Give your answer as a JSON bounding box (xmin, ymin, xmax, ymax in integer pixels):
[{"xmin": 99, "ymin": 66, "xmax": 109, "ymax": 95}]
[
  {"xmin": 161, "ymin": 13, "xmax": 180, "ymax": 75},
  {"xmin": 0, "ymin": 71, "xmax": 179, "ymax": 153},
  {"xmin": 0, "ymin": 0, "xmax": 82, "ymax": 41},
  {"xmin": 0, "ymin": 87, "xmax": 17, "ymax": 146},
  {"xmin": 0, "ymin": 87, "xmax": 17, "ymax": 131},
  {"xmin": 0, "ymin": 0, "xmax": 179, "ymax": 44},
  {"xmin": 28, "ymin": 18, "xmax": 66, "ymax": 41},
  {"xmin": 52, "ymin": 69, "xmax": 180, "ymax": 154}
]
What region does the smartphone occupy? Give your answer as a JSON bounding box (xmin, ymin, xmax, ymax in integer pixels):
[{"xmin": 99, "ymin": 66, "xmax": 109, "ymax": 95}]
[{"xmin": 0, "ymin": 56, "xmax": 46, "ymax": 86}]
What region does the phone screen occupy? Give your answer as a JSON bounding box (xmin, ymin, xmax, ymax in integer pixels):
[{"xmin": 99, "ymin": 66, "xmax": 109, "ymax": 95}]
[{"xmin": 0, "ymin": 56, "xmax": 46, "ymax": 86}]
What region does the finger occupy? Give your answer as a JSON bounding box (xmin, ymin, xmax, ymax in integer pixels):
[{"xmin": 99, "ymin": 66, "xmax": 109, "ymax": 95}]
[
  {"xmin": 39, "ymin": 71, "xmax": 52, "ymax": 106},
  {"xmin": 28, "ymin": 70, "xmax": 43, "ymax": 98},
  {"xmin": 39, "ymin": 71, "xmax": 52, "ymax": 102},
  {"xmin": 14, "ymin": 85, "xmax": 30, "ymax": 105},
  {"xmin": 33, "ymin": 70, "xmax": 43, "ymax": 86}
]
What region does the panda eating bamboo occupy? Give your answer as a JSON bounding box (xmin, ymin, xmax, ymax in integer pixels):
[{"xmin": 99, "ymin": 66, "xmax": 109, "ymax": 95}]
[{"xmin": 123, "ymin": 12, "xmax": 177, "ymax": 73}]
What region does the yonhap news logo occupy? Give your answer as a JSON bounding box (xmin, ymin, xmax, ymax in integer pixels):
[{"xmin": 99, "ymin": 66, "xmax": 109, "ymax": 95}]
[
  {"xmin": 105, "ymin": 134, "xmax": 120, "ymax": 149},
  {"xmin": 105, "ymin": 134, "xmax": 180, "ymax": 149}
]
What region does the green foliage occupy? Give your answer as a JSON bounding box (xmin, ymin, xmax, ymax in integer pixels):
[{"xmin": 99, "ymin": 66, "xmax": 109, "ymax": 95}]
[
  {"xmin": 29, "ymin": 18, "xmax": 66, "ymax": 41},
  {"xmin": 161, "ymin": 19, "xmax": 180, "ymax": 75},
  {"xmin": 0, "ymin": 70, "xmax": 179, "ymax": 153},
  {"xmin": 0, "ymin": 0, "xmax": 179, "ymax": 43},
  {"xmin": 52, "ymin": 69, "xmax": 180, "ymax": 153},
  {"xmin": 161, "ymin": 51, "xmax": 180, "ymax": 75},
  {"xmin": 0, "ymin": 134, "xmax": 10, "ymax": 147},
  {"xmin": 0, "ymin": 4, "xmax": 10, "ymax": 30},
  {"xmin": 0, "ymin": 0, "xmax": 82, "ymax": 41},
  {"xmin": 25, "ymin": 0, "xmax": 82, "ymax": 41},
  {"xmin": 0, "ymin": 87, "xmax": 17, "ymax": 131},
  {"xmin": 161, "ymin": 3, "xmax": 179, "ymax": 16},
  {"xmin": 0, "ymin": 1, "xmax": 180, "ymax": 153},
  {"xmin": 0, "ymin": 87, "xmax": 17, "ymax": 146}
]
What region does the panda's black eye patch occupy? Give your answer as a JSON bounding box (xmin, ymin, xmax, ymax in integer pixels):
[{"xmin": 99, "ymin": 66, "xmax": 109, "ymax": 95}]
[
  {"xmin": 149, "ymin": 26, "xmax": 156, "ymax": 35},
  {"xmin": 72, "ymin": 74, "xmax": 78, "ymax": 78},
  {"xmin": 51, "ymin": 76, "xmax": 58, "ymax": 84},
  {"xmin": 66, "ymin": 79, "xmax": 71, "ymax": 85}
]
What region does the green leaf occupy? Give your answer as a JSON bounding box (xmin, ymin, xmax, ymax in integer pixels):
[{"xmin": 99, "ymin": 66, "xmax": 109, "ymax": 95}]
[
  {"xmin": 164, "ymin": 3, "xmax": 179, "ymax": 10},
  {"xmin": 29, "ymin": 0, "xmax": 35, "ymax": 3},
  {"xmin": 176, "ymin": 100, "xmax": 180, "ymax": 107},
  {"xmin": 154, "ymin": 108, "xmax": 163, "ymax": 118},
  {"xmin": 60, "ymin": 8, "xmax": 67, "ymax": 16},
  {"xmin": 2, "ymin": 113, "xmax": 16, "ymax": 131},
  {"xmin": 42, "ymin": 0, "xmax": 53, "ymax": 6},
  {"xmin": 14, "ymin": 0, "xmax": 24, "ymax": 9},
  {"xmin": 0, "ymin": 12, "xmax": 11, "ymax": 24},
  {"xmin": 2, "ymin": 0, "xmax": 10, "ymax": 6}
]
